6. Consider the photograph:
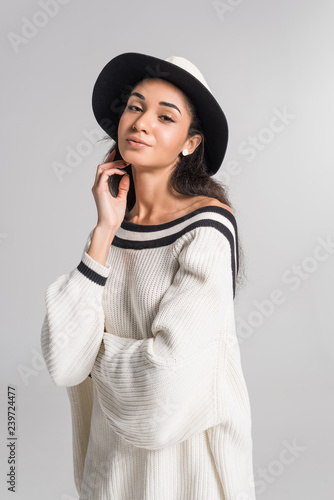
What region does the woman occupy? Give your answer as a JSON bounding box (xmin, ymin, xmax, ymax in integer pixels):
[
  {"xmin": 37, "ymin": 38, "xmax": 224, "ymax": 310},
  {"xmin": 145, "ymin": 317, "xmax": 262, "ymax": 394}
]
[{"xmin": 41, "ymin": 52, "xmax": 256, "ymax": 500}]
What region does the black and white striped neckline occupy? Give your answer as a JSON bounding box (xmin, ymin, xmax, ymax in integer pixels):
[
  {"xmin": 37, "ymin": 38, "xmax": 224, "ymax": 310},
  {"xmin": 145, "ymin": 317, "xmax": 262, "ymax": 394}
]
[
  {"xmin": 115, "ymin": 205, "xmax": 238, "ymax": 262},
  {"xmin": 115, "ymin": 206, "xmax": 238, "ymax": 247},
  {"xmin": 112, "ymin": 206, "xmax": 239, "ymax": 297},
  {"xmin": 120, "ymin": 205, "xmax": 235, "ymax": 232}
]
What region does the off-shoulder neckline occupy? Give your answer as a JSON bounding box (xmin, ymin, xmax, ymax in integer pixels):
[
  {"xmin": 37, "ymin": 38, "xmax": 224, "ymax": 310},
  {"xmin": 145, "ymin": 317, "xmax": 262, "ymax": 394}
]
[{"xmin": 121, "ymin": 205, "xmax": 236, "ymax": 232}]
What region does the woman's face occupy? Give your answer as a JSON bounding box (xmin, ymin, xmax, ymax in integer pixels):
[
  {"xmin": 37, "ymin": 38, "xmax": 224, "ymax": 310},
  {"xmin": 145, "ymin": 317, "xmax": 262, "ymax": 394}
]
[{"xmin": 117, "ymin": 78, "xmax": 199, "ymax": 170}]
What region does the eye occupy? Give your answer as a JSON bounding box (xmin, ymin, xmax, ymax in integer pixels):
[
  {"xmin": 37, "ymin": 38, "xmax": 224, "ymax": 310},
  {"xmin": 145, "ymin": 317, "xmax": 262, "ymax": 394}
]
[
  {"xmin": 160, "ymin": 115, "xmax": 175, "ymax": 123},
  {"xmin": 128, "ymin": 105, "xmax": 142, "ymax": 112},
  {"xmin": 127, "ymin": 105, "xmax": 175, "ymax": 123}
]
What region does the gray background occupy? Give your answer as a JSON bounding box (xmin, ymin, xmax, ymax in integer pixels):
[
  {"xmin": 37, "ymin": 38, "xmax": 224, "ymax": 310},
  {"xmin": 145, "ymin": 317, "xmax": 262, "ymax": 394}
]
[{"xmin": 1, "ymin": 0, "xmax": 333, "ymax": 498}]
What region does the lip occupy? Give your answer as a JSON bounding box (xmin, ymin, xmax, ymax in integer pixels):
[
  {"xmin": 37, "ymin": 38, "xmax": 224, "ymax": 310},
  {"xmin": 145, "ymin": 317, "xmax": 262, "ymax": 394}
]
[{"xmin": 126, "ymin": 136, "xmax": 152, "ymax": 147}]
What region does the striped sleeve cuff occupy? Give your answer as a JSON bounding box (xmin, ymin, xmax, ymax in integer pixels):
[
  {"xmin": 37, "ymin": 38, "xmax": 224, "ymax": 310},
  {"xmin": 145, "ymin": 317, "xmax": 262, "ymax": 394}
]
[{"xmin": 76, "ymin": 251, "xmax": 111, "ymax": 286}]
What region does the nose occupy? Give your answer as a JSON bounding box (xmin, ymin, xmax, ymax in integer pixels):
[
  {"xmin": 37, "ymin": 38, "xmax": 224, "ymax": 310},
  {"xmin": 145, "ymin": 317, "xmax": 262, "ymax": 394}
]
[{"xmin": 132, "ymin": 110, "xmax": 153, "ymax": 132}]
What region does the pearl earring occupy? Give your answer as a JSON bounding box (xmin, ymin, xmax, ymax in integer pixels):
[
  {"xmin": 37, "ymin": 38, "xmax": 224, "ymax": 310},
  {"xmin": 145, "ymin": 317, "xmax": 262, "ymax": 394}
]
[{"xmin": 182, "ymin": 148, "xmax": 189, "ymax": 156}]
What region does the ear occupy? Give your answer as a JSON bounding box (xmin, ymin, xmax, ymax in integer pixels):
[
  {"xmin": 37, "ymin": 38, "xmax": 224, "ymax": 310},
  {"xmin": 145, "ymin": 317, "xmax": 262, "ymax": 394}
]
[{"xmin": 184, "ymin": 134, "xmax": 202, "ymax": 155}]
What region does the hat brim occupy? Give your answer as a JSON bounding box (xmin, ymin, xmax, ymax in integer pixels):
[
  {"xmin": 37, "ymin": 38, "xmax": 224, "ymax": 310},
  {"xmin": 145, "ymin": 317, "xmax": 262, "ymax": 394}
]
[{"xmin": 92, "ymin": 52, "xmax": 228, "ymax": 175}]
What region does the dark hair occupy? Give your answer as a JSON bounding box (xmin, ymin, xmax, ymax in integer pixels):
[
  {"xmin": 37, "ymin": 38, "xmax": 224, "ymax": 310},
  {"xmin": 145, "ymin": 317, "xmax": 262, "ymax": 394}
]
[{"xmin": 96, "ymin": 78, "xmax": 247, "ymax": 295}]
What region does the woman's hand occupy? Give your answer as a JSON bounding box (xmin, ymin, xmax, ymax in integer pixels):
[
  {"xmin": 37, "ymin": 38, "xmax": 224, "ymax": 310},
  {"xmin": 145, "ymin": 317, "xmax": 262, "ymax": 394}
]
[{"xmin": 91, "ymin": 149, "xmax": 130, "ymax": 230}]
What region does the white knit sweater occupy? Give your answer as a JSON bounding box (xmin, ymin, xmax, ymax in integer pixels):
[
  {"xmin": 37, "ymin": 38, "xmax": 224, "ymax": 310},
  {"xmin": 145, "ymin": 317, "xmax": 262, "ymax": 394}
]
[{"xmin": 41, "ymin": 205, "xmax": 256, "ymax": 500}]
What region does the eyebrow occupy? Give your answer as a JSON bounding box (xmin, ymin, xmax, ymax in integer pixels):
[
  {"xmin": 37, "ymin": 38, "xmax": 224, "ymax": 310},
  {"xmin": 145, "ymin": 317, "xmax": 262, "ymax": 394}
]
[{"xmin": 129, "ymin": 92, "xmax": 182, "ymax": 115}]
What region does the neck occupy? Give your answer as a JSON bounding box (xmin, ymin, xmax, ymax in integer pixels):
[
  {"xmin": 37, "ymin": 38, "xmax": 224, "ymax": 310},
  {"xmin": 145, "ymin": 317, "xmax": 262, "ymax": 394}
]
[{"xmin": 126, "ymin": 164, "xmax": 195, "ymax": 223}]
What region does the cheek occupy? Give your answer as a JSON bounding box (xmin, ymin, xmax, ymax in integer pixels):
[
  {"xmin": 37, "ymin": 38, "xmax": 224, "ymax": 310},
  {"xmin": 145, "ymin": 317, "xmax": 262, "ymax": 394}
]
[
  {"xmin": 158, "ymin": 128, "xmax": 183, "ymax": 154},
  {"xmin": 117, "ymin": 117, "xmax": 131, "ymax": 142},
  {"xmin": 118, "ymin": 109, "xmax": 130, "ymax": 129}
]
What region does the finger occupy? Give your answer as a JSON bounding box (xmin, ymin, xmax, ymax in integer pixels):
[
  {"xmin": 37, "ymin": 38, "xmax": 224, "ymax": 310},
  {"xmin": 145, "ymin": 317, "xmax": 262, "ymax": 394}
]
[
  {"xmin": 94, "ymin": 160, "xmax": 126, "ymax": 184},
  {"xmin": 101, "ymin": 161, "xmax": 128, "ymax": 172},
  {"xmin": 102, "ymin": 167, "xmax": 128, "ymax": 175},
  {"xmin": 117, "ymin": 172, "xmax": 130, "ymax": 201},
  {"xmin": 96, "ymin": 168, "xmax": 128, "ymax": 186}
]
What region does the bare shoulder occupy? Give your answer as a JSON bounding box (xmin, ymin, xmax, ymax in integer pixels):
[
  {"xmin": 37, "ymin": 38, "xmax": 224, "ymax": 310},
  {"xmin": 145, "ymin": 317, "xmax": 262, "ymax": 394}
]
[{"xmin": 197, "ymin": 197, "xmax": 235, "ymax": 217}]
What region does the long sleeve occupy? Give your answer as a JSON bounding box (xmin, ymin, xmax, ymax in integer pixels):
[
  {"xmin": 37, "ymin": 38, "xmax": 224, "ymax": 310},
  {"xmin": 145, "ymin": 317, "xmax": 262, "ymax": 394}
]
[
  {"xmin": 91, "ymin": 226, "xmax": 238, "ymax": 450},
  {"xmin": 41, "ymin": 229, "xmax": 112, "ymax": 387}
]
